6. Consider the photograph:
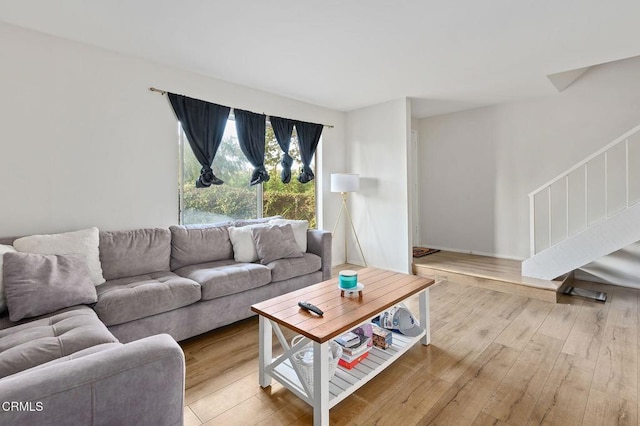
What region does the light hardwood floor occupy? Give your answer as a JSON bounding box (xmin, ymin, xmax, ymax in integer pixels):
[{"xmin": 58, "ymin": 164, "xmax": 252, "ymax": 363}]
[
  {"xmin": 413, "ymin": 251, "xmax": 570, "ymax": 302},
  {"xmin": 181, "ymin": 271, "xmax": 638, "ymax": 425}
]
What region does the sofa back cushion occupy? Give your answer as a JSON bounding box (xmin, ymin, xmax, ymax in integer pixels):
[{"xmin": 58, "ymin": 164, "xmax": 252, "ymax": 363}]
[
  {"xmin": 0, "ymin": 237, "xmax": 16, "ymax": 245},
  {"xmin": 169, "ymin": 225, "xmax": 233, "ymax": 270},
  {"xmin": 99, "ymin": 228, "xmax": 171, "ymax": 280},
  {"xmin": 232, "ymin": 215, "xmax": 281, "ymax": 227}
]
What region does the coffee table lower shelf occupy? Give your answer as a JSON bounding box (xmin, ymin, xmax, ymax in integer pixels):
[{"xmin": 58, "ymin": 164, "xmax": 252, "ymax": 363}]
[{"xmin": 267, "ymin": 331, "xmax": 422, "ymax": 409}]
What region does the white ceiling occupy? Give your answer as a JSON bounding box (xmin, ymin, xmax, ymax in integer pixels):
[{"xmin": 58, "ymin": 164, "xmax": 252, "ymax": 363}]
[{"xmin": 1, "ymin": 0, "xmax": 640, "ymax": 117}]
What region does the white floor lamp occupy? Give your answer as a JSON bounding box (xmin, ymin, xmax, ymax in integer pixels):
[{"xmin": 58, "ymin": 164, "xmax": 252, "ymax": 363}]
[{"xmin": 331, "ymin": 173, "xmax": 367, "ymax": 267}]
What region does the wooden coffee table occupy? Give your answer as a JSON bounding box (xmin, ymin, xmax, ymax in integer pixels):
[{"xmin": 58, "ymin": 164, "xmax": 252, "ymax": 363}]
[{"xmin": 251, "ymin": 268, "xmax": 435, "ymax": 426}]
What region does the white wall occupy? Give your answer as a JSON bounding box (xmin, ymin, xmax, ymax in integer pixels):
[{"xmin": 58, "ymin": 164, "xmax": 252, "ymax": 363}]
[
  {"xmin": 419, "ymin": 55, "xmax": 640, "ymax": 260},
  {"xmin": 0, "ymin": 22, "xmax": 345, "ymax": 238},
  {"xmin": 344, "ymin": 98, "xmax": 411, "ymax": 273}
]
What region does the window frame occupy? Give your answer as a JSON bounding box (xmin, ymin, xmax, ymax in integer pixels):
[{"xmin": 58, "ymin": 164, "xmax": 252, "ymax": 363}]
[{"xmin": 177, "ymin": 117, "xmax": 317, "ymax": 225}]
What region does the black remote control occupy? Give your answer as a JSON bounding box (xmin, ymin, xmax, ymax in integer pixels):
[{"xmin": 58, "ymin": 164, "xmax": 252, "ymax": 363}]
[{"xmin": 298, "ymin": 301, "xmax": 324, "ymax": 316}]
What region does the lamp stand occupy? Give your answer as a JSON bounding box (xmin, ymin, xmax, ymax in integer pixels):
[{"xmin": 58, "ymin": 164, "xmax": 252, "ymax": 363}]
[{"xmin": 332, "ymin": 192, "xmax": 367, "ymax": 267}]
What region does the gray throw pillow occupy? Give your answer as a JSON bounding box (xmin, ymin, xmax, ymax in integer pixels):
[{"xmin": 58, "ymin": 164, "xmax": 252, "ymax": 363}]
[
  {"xmin": 3, "ymin": 252, "xmax": 98, "ymax": 321},
  {"xmin": 251, "ymin": 224, "xmax": 304, "ymax": 265}
]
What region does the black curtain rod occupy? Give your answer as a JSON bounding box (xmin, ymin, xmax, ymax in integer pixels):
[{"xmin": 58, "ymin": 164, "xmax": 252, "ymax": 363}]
[{"xmin": 149, "ymin": 87, "xmax": 334, "ymax": 129}]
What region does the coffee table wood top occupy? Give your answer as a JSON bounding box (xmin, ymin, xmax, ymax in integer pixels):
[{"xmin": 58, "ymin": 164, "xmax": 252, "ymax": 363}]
[{"xmin": 251, "ymin": 268, "xmax": 435, "ymax": 343}]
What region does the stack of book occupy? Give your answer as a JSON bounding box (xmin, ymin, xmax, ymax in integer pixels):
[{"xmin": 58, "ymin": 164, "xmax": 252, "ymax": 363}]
[{"xmin": 334, "ymin": 328, "xmax": 372, "ymax": 369}]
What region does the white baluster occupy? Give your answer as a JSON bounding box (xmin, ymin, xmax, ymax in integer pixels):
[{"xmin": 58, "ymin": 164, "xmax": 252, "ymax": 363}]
[
  {"xmin": 626, "ymin": 139, "xmax": 630, "ymax": 208},
  {"xmin": 566, "ymin": 175, "xmax": 570, "ymax": 239},
  {"xmin": 529, "ymin": 194, "xmax": 535, "ymax": 256},
  {"xmin": 585, "ymin": 163, "xmax": 589, "ymax": 229},
  {"xmin": 548, "ymin": 186, "xmax": 552, "ymax": 247},
  {"xmin": 605, "ymin": 151, "xmax": 609, "ymax": 218}
]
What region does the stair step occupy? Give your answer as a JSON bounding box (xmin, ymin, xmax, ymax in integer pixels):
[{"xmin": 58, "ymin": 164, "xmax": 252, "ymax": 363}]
[{"xmin": 413, "ymin": 251, "xmax": 571, "ymax": 303}]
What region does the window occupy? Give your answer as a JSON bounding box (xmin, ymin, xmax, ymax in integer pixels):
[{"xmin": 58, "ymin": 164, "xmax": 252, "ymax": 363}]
[{"xmin": 179, "ymin": 118, "xmax": 317, "ymax": 227}]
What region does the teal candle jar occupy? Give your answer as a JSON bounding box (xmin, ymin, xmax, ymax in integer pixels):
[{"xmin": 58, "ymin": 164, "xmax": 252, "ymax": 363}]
[{"xmin": 339, "ymin": 270, "xmax": 358, "ymax": 289}]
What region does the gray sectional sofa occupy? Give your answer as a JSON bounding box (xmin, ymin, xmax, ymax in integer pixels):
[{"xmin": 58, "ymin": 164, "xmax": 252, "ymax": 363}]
[
  {"xmin": 99, "ymin": 223, "xmax": 331, "ymax": 343},
  {"xmin": 0, "ymin": 220, "xmax": 331, "ymax": 425}
]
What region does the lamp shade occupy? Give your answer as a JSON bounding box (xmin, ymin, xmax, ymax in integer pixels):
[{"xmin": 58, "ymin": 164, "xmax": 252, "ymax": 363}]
[{"xmin": 331, "ymin": 173, "xmax": 359, "ymax": 193}]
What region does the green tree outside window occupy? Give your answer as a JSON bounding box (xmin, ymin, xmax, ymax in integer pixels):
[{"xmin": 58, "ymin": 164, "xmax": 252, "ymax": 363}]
[{"xmin": 180, "ymin": 120, "xmax": 317, "ymax": 228}]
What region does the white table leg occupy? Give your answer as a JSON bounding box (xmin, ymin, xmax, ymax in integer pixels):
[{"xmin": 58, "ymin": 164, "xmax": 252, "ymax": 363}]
[
  {"xmin": 259, "ymin": 316, "xmax": 272, "ymax": 387},
  {"xmin": 312, "ymin": 341, "xmax": 329, "ymax": 426},
  {"xmin": 419, "ymin": 288, "xmax": 430, "ymax": 345}
]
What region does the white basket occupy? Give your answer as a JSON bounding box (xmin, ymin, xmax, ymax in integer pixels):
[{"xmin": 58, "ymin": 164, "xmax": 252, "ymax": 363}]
[{"xmin": 291, "ymin": 335, "xmax": 342, "ymax": 387}]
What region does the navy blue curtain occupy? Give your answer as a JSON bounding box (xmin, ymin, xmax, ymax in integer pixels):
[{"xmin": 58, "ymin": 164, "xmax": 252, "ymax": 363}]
[
  {"xmin": 235, "ymin": 109, "xmax": 269, "ymax": 186},
  {"xmin": 270, "ymin": 116, "xmax": 296, "ymax": 183},
  {"xmin": 168, "ymin": 93, "xmax": 230, "ymax": 187},
  {"xmin": 295, "ymin": 121, "xmax": 323, "ymax": 184}
]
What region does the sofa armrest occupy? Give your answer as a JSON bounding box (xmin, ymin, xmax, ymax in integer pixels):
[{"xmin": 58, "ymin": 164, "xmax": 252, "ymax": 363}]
[
  {"xmin": 307, "ymin": 229, "xmax": 332, "ymax": 280},
  {"xmin": 0, "ymin": 334, "xmax": 184, "ymax": 426}
]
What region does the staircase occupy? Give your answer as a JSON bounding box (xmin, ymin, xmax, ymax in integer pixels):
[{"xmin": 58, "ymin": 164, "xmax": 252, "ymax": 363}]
[{"xmin": 523, "ymin": 124, "xmax": 640, "ymax": 281}]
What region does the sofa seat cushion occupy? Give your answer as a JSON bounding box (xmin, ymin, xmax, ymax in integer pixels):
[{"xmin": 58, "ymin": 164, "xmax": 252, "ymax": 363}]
[
  {"xmin": 27, "ymin": 342, "xmax": 123, "ymax": 374},
  {"xmin": 94, "ymin": 272, "xmax": 201, "ymax": 326},
  {"xmin": 174, "ymin": 260, "xmax": 271, "ymax": 300},
  {"xmin": 0, "ymin": 306, "xmax": 117, "ymax": 379},
  {"xmin": 267, "ymin": 253, "xmax": 322, "ymax": 283}
]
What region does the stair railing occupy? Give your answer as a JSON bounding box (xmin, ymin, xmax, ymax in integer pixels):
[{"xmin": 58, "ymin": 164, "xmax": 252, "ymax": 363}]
[{"xmin": 529, "ymin": 124, "xmax": 640, "ymax": 256}]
